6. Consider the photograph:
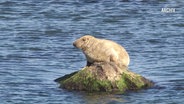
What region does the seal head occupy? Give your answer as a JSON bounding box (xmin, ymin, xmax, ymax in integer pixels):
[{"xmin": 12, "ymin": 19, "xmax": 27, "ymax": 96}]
[{"xmin": 73, "ymin": 35, "xmax": 95, "ymax": 51}]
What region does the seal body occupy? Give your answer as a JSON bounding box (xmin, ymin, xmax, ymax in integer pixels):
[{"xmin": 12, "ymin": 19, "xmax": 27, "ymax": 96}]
[{"xmin": 73, "ymin": 35, "xmax": 130, "ymax": 67}]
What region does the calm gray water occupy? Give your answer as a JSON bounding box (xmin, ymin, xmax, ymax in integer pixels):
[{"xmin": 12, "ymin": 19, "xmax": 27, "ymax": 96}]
[{"xmin": 0, "ymin": 0, "xmax": 184, "ymax": 104}]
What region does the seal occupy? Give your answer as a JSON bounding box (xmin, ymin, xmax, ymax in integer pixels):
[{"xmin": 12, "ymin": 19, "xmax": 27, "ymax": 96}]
[{"xmin": 73, "ymin": 35, "xmax": 130, "ymax": 68}]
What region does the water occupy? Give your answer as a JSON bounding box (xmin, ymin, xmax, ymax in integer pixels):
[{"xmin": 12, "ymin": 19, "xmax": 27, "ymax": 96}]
[{"xmin": 0, "ymin": 0, "xmax": 183, "ymax": 104}]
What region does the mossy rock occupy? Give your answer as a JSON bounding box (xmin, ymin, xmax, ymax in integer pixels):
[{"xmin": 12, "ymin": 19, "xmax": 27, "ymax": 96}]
[{"xmin": 55, "ymin": 62, "xmax": 153, "ymax": 93}]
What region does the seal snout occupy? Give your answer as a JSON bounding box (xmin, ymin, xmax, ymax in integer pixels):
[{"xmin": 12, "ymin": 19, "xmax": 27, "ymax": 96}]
[{"xmin": 73, "ymin": 42, "xmax": 76, "ymax": 47}]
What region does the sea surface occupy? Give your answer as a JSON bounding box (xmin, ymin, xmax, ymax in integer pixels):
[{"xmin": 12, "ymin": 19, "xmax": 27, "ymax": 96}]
[{"xmin": 0, "ymin": 0, "xmax": 183, "ymax": 104}]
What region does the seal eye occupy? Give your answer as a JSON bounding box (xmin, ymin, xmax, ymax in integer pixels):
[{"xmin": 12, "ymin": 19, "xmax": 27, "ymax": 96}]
[{"xmin": 82, "ymin": 38, "xmax": 86, "ymax": 41}]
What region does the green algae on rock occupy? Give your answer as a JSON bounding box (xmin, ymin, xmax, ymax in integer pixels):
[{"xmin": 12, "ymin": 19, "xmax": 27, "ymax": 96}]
[{"xmin": 55, "ymin": 62, "xmax": 154, "ymax": 93}]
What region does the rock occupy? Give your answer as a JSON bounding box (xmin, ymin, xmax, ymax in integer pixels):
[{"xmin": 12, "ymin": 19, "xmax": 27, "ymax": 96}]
[{"xmin": 55, "ymin": 62, "xmax": 154, "ymax": 93}]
